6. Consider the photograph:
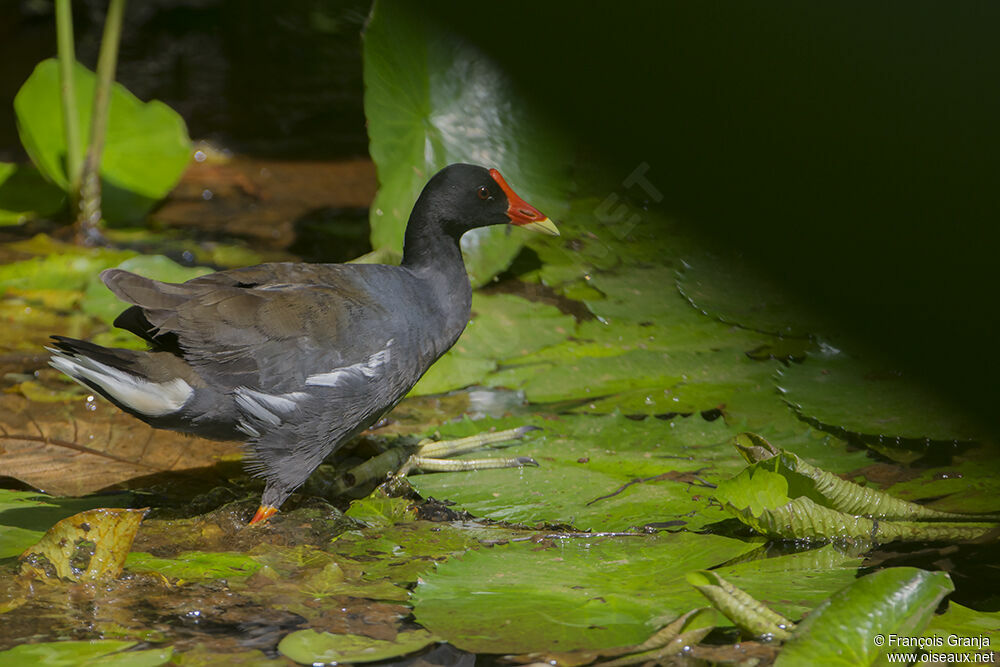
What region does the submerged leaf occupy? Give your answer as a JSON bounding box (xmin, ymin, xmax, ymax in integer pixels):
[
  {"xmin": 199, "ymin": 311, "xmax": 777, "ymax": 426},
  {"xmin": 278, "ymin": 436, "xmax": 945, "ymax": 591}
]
[{"xmin": 20, "ymin": 508, "xmax": 147, "ymax": 581}]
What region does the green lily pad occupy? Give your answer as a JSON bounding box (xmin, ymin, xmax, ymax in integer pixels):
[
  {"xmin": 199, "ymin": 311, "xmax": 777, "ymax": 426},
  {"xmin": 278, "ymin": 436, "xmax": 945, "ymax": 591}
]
[
  {"xmin": 411, "ymin": 292, "xmax": 575, "ymax": 396},
  {"xmin": 777, "ymin": 353, "xmax": 992, "ymax": 441},
  {"xmin": 279, "ymin": 629, "xmax": 437, "ymax": 665},
  {"xmin": 14, "ymin": 59, "xmax": 191, "ymax": 224},
  {"xmin": 0, "ymin": 640, "xmax": 171, "ymax": 666},
  {"xmin": 411, "ymin": 532, "xmax": 758, "ymax": 653},
  {"xmin": 775, "ymin": 568, "xmax": 954, "ymax": 666},
  {"xmin": 363, "ymin": 1, "xmax": 571, "ymax": 286},
  {"xmin": 0, "ymin": 162, "xmax": 66, "ymax": 225},
  {"xmin": 125, "ymin": 551, "xmax": 262, "ymax": 581},
  {"xmin": 408, "ymin": 414, "xmax": 746, "ymax": 531},
  {"xmin": 676, "ymin": 252, "xmax": 831, "ymax": 338}
]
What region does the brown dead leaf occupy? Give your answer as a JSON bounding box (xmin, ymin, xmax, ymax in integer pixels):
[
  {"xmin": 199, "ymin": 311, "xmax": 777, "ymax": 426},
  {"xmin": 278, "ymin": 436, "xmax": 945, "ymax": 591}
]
[
  {"xmin": 0, "ymin": 393, "xmax": 243, "ymax": 496},
  {"xmin": 20, "ymin": 508, "xmax": 147, "ymax": 581}
]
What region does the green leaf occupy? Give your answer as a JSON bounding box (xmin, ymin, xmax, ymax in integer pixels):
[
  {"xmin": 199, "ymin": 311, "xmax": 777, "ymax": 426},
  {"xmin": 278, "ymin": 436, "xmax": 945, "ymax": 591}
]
[
  {"xmin": 278, "ymin": 629, "xmax": 437, "ymax": 665},
  {"xmin": 411, "ymin": 532, "xmax": 759, "ymax": 653},
  {"xmin": 125, "ymin": 551, "xmax": 262, "ymax": 581},
  {"xmin": 0, "ymin": 163, "xmax": 66, "ymax": 225},
  {"xmin": 775, "ymin": 568, "xmax": 953, "ymax": 666},
  {"xmin": 777, "ymin": 352, "xmax": 990, "ymax": 441},
  {"xmin": 922, "ymin": 603, "xmax": 1000, "ymax": 657},
  {"xmin": 14, "ymin": 59, "xmax": 191, "ymax": 224},
  {"xmin": 363, "ymin": 1, "xmax": 571, "ymax": 286}
]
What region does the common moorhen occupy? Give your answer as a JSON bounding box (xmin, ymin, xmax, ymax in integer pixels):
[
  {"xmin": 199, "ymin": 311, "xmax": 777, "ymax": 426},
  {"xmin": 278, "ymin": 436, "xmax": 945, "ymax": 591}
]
[{"xmin": 48, "ymin": 164, "xmax": 558, "ymax": 524}]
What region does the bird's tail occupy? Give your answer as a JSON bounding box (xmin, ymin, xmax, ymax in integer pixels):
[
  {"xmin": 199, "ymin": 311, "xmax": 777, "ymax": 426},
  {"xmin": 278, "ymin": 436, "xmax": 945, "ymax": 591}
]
[{"xmin": 47, "ymin": 336, "xmax": 193, "ymax": 418}]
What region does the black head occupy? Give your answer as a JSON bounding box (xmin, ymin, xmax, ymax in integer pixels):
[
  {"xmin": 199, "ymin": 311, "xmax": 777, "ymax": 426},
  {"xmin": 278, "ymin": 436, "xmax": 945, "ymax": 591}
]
[{"xmin": 411, "ymin": 163, "xmax": 558, "ymax": 238}]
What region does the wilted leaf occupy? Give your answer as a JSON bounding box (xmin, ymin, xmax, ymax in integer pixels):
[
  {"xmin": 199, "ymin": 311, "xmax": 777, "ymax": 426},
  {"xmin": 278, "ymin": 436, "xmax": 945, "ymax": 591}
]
[
  {"xmin": 0, "ymin": 393, "xmax": 242, "ymax": 496},
  {"xmin": 20, "ymin": 508, "xmax": 147, "ymax": 581}
]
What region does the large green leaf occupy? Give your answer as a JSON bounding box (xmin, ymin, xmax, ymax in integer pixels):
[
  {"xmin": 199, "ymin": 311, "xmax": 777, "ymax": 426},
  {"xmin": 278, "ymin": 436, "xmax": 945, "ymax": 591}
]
[
  {"xmin": 0, "ymin": 163, "xmax": 65, "ymax": 225},
  {"xmin": 775, "ymin": 568, "xmax": 953, "ymax": 666},
  {"xmin": 14, "ymin": 59, "xmax": 191, "ymax": 224},
  {"xmin": 363, "ymin": 1, "xmax": 571, "ymax": 286}
]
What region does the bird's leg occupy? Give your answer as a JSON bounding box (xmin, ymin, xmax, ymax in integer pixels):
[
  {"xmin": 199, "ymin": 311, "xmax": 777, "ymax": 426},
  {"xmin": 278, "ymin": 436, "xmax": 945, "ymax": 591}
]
[
  {"xmin": 329, "ymin": 425, "xmax": 540, "ymax": 497},
  {"xmin": 397, "ymin": 426, "xmax": 540, "ymax": 476}
]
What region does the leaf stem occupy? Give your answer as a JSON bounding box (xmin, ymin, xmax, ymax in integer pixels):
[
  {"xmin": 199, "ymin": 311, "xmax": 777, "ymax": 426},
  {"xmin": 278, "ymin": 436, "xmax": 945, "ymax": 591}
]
[
  {"xmin": 77, "ymin": 0, "xmax": 127, "ymax": 242},
  {"xmin": 55, "ymin": 0, "xmax": 82, "ymax": 211}
]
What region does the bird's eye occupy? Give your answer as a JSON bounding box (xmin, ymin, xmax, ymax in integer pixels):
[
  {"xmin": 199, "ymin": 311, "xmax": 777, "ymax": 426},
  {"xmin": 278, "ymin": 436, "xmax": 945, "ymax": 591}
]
[{"xmin": 477, "ymin": 186, "xmax": 491, "ymax": 200}]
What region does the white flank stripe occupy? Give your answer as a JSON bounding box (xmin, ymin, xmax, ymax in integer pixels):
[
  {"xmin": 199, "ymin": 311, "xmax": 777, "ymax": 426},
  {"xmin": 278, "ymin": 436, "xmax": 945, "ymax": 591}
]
[
  {"xmin": 306, "ymin": 339, "xmax": 394, "ymax": 387},
  {"xmin": 48, "ymin": 351, "xmax": 192, "ymax": 417}
]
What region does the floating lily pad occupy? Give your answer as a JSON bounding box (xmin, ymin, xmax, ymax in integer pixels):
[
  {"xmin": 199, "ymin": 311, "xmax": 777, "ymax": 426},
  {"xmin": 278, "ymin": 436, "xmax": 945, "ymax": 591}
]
[
  {"xmin": 279, "ymin": 628, "xmax": 437, "ymax": 665},
  {"xmin": 777, "ymin": 353, "xmax": 991, "ymax": 441},
  {"xmin": 15, "ymin": 59, "xmax": 191, "ymax": 224},
  {"xmin": 363, "ymin": 1, "xmax": 571, "ymax": 286},
  {"xmin": 412, "ymin": 532, "xmax": 758, "ymax": 653},
  {"xmin": 677, "ymin": 252, "xmax": 831, "ymax": 338},
  {"xmin": 775, "ymin": 568, "xmax": 954, "ymax": 666},
  {"xmin": 0, "ymin": 640, "xmax": 171, "ymax": 667}
]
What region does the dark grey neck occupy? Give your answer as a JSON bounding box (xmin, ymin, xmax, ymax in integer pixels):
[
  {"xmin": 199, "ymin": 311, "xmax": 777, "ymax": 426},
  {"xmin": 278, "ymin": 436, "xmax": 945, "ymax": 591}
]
[{"xmin": 400, "ymin": 208, "xmax": 473, "ymax": 347}]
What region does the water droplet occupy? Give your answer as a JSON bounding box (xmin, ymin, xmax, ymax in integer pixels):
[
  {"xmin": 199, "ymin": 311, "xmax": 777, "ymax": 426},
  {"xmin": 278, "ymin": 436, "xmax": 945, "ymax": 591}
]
[
  {"xmin": 201, "ymin": 189, "xmax": 213, "ymax": 201},
  {"xmin": 193, "ymin": 150, "xmax": 206, "ymax": 162}
]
